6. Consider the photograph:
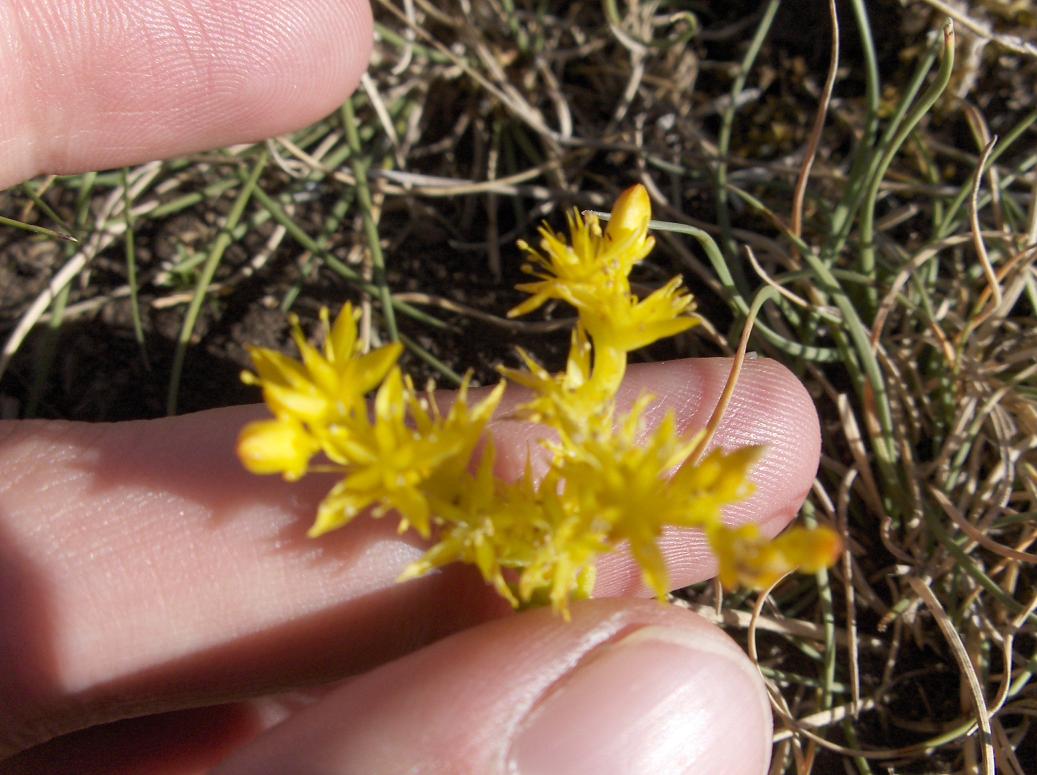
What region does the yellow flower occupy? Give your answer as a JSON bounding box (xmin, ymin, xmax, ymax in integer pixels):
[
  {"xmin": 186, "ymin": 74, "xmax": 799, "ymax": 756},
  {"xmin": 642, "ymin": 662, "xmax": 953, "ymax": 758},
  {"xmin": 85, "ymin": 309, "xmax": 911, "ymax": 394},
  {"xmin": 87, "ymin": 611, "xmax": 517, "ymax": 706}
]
[
  {"xmin": 509, "ymin": 185, "xmax": 655, "ymax": 319},
  {"xmin": 242, "ymin": 303, "xmax": 402, "ymax": 428},
  {"xmin": 237, "ymin": 185, "xmax": 841, "ymax": 618},
  {"xmin": 507, "ymin": 184, "xmax": 698, "ymax": 409},
  {"xmin": 551, "ymin": 399, "xmax": 762, "ymax": 600},
  {"xmin": 399, "ymin": 443, "xmax": 542, "ymax": 607},
  {"xmin": 509, "ymin": 184, "xmax": 698, "ymax": 360},
  {"xmin": 579, "ymin": 276, "xmax": 697, "ymax": 354},
  {"xmin": 516, "ymin": 468, "xmax": 608, "ymax": 618},
  {"xmin": 310, "ymin": 369, "xmax": 505, "ymax": 539},
  {"xmin": 236, "ymin": 303, "xmax": 403, "ymax": 482},
  {"xmin": 498, "ymin": 325, "xmax": 610, "ymax": 431},
  {"xmin": 402, "ymin": 452, "xmax": 608, "ymax": 620}
]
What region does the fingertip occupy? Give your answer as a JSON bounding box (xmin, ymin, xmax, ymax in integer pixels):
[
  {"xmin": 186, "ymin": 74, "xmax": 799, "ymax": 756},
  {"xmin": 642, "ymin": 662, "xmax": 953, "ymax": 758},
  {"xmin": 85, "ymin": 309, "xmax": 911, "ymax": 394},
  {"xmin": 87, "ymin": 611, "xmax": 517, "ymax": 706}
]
[
  {"xmin": 507, "ymin": 617, "xmax": 772, "ymax": 775},
  {"xmin": 713, "ymin": 357, "xmax": 820, "ymax": 534},
  {"xmin": 587, "ymin": 357, "xmax": 821, "ymax": 595},
  {"xmin": 0, "ymin": 0, "xmax": 373, "ymax": 186},
  {"xmin": 222, "ymin": 0, "xmax": 374, "ymax": 140}
]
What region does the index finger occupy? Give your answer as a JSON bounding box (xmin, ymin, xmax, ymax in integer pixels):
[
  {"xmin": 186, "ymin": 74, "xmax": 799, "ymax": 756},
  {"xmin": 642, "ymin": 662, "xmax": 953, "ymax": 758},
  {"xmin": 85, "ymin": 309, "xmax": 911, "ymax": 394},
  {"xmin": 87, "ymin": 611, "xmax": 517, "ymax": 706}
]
[
  {"xmin": 0, "ymin": 357, "xmax": 818, "ymax": 757},
  {"xmin": 0, "ymin": 0, "xmax": 373, "ymax": 188}
]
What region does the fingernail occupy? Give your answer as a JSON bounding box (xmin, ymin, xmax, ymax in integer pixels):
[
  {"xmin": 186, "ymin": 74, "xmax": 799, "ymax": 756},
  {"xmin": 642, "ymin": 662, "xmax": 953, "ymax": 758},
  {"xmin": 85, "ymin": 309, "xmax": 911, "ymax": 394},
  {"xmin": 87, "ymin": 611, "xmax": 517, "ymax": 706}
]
[{"xmin": 508, "ymin": 625, "xmax": 771, "ymax": 775}]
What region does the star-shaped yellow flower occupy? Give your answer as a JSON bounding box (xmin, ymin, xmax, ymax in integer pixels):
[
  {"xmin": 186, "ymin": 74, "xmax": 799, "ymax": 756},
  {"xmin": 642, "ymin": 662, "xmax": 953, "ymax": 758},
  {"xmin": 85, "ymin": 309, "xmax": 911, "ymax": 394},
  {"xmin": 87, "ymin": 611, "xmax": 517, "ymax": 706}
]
[{"xmin": 237, "ymin": 184, "xmax": 841, "ymax": 617}]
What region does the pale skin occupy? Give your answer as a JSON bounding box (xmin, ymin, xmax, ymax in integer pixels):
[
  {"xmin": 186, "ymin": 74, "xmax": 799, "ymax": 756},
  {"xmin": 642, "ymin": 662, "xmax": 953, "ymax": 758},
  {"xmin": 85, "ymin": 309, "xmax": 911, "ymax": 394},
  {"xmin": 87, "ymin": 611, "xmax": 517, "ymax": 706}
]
[{"xmin": 0, "ymin": 2, "xmax": 823, "ymax": 773}]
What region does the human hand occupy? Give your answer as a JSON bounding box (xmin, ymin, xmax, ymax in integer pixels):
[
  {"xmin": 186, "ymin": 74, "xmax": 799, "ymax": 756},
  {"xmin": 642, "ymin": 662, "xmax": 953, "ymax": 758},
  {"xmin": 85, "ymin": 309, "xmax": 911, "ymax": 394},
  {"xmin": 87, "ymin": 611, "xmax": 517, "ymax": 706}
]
[{"xmin": 0, "ymin": 3, "xmax": 820, "ymax": 773}]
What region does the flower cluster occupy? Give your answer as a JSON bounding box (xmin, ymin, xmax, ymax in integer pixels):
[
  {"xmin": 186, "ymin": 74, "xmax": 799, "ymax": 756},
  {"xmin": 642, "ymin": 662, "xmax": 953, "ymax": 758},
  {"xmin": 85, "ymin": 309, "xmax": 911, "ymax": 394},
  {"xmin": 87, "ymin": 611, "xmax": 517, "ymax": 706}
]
[{"xmin": 237, "ymin": 185, "xmax": 840, "ymax": 616}]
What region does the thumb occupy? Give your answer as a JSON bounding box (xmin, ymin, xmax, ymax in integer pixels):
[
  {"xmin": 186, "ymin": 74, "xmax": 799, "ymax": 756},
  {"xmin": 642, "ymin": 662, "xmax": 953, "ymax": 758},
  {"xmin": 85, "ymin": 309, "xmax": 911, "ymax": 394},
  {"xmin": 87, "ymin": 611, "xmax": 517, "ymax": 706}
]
[{"xmin": 214, "ymin": 598, "xmax": 772, "ymax": 775}]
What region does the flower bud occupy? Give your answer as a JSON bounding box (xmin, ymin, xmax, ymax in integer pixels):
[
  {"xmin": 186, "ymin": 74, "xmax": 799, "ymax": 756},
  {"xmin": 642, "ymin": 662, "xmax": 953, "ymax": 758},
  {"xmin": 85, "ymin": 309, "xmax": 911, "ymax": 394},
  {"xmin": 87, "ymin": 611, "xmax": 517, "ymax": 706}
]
[
  {"xmin": 605, "ymin": 183, "xmax": 651, "ymax": 246},
  {"xmin": 237, "ymin": 418, "xmax": 317, "ymax": 481}
]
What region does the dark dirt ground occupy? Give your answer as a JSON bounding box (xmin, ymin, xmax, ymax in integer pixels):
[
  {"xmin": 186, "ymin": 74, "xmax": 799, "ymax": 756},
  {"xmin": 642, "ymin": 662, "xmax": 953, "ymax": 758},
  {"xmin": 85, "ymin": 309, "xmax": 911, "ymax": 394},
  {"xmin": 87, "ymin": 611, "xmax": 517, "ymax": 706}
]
[{"xmin": 0, "ymin": 0, "xmax": 931, "ymax": 423}]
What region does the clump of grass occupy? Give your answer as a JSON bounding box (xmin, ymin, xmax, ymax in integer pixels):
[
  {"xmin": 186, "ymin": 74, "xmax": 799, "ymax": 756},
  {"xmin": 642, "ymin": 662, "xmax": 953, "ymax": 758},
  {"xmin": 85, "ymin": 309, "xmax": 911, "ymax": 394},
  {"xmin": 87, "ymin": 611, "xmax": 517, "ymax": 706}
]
[{"xmin": 2, "ymin": 0, "xmax": 1036, "ymax": 770}]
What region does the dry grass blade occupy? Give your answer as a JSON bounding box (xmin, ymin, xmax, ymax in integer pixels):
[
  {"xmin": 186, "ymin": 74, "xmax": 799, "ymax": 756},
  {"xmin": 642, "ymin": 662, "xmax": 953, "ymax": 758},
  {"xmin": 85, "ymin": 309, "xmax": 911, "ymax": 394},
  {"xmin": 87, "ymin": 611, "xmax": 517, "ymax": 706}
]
[
  {"xmin": 772, "ymin": 697, "xmax": 878, "ymax": 741},
  {"xmin": 907, "ymin": 576, "xmax": 995, "ymax": 775},
  {"xmin": 967, "ymin": 136, "xmax": 1004, "ymax": 331},
  {"xmin": 919, "ymin": 0, "xmax": 1037, "ymax": 59},
  {"xmin": 676, "ymin": 599, "xmax": 885, "ymax": 650},
  {"xmin": 836, "ymin": 467, "xmax": 861, "ymax": 717},
  {"xmin": 687, "ymin": 278, "xmax": 778, "ymax": 465},
  {"xmin": 930, "ymin": 486, "xmax": 1037, "ymax": 564},
  {"xmin": 790, "ymin": 0, "xmax": 838, "ymax": 249}
]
